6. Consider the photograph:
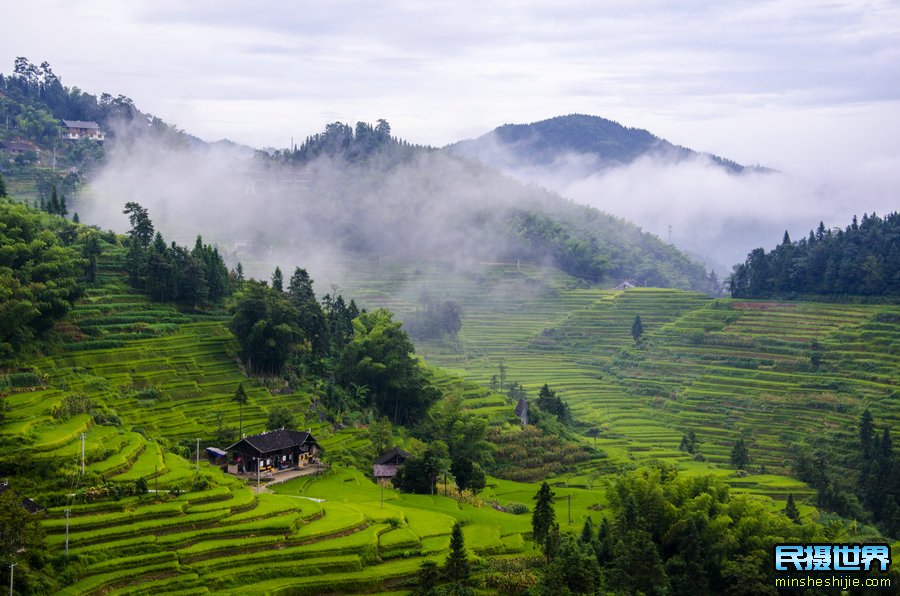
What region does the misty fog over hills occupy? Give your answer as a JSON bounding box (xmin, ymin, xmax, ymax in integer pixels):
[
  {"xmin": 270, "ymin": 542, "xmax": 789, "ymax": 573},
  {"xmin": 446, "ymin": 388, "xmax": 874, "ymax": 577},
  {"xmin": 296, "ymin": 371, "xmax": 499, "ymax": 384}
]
[
  {"xmin": 446, "ymin": 114, "xmax": 892, "ymax": 274},
  {"xmin": 77, "ymin": 119, "xmax": 718, "ymax": 293}
]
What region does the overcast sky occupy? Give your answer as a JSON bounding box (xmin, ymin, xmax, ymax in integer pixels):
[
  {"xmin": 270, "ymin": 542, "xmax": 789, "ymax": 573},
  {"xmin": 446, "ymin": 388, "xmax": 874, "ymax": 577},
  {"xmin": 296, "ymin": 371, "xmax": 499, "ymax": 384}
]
[{"xmin": 3, "ymin": 0, "xmax": 900, "ymax": 170}]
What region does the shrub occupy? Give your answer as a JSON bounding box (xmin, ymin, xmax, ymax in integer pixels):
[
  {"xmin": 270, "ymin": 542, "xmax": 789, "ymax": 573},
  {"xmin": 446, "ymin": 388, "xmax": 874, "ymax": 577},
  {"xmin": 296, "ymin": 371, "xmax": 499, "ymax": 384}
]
[
  {"xmin": 51, "ymin": 393, "xmax": 94, "ymax": 419},
  {"xmin": 1, "ymin": 371, "xmax": 43, "ymax": 388},
  {"xmin": 135, "ymin": 477, "xmax": 149, "ymax": 495},
  {"xmin": 506, "ymin": 502, "xmax": 529, "ymax": 515}
]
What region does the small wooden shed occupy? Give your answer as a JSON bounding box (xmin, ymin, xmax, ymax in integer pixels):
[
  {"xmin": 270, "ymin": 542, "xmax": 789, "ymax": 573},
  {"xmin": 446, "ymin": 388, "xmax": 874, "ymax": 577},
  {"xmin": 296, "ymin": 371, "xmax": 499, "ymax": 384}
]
[{"xmin": 373, "ymin": 447, "xmax": 411, "ymax": 484}]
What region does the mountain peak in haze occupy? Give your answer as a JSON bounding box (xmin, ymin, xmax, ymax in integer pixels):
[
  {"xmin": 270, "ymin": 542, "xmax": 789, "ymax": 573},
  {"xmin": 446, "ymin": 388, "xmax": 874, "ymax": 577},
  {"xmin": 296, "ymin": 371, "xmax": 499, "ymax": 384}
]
[{"xmin": 449, "ymin": 113, "xmax": 756, "ymax": 174}]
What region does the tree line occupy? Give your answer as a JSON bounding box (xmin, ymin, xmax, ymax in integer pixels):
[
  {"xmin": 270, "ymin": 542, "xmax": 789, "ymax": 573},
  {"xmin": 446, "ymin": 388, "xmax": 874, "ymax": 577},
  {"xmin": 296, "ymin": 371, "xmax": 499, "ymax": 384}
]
[
  {"xmin": 797, "ymin": 409, "xmax": 900, "ymax": 537},
  {"xmin": 729, "ymin": 212, "xmax": 900, "ymax": 299},
  {"xmin": 122, "ymin": 202, "xmax": 231, "ymax": 309},
  {"xmin": 0, "ymin": 198, "xmax": 87, "ymax": 364}
]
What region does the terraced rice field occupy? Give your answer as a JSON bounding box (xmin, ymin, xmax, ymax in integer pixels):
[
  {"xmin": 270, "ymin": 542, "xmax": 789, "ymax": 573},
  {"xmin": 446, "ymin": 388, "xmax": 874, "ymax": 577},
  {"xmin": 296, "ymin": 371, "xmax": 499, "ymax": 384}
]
[
  {"xmin": 3, "ymin": 252, "xmax": 552, "ymax": 594},
  {"xmin": 322, "ymin": 259, "xmax": 899, "ymax": 502}
]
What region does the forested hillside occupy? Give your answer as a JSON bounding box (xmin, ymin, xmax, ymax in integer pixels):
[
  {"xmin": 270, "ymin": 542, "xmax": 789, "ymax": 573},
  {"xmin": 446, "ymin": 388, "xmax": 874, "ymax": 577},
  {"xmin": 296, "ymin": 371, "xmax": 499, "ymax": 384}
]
[
  {"xmin": 448, "ymin": 114, "xmax": 749, "ymax": 173},
  {"xmin": 729, "ymin": 212, "xmax": 900, "ymax": 299},
  {"xmin": 250, "ymin": 119, "xmax": 721, "ymax": 292}
]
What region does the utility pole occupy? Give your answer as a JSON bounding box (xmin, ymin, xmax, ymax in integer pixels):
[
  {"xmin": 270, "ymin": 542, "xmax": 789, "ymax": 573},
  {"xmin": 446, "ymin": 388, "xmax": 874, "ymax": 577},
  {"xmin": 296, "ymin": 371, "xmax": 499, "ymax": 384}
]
[
  {"xmin": 567, "ymin": 494, "xmax": 572, "ymax": 525},
  {"xmin": 257, "ymin": 458, "xmax": 261, "ymax": 493},
  {"xmin": 8, "ymin": 563, "xmax": 15, "ymax": 596},
  {"xmin": 65, "ymin": 509, "xmax": 71, "ymax": 556},
  {"xmin": 195, "ymin": 438, "xmax": 200, "ymax": 472},
  {"xmin": 81, "ymin": 433, "xmax": 86, "ymax": 474},
  {"xmin": 380, "ymin": 482, "xmax": 384, "ymax": 509}
]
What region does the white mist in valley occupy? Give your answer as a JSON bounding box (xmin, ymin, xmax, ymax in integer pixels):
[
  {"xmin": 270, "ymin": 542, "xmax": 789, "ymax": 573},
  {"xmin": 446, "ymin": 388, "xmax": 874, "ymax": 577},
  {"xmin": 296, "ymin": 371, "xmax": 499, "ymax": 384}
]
[
  {"xmin": 74, "ymin": 132, "xmax": 551, "ymax": 295},
  {"xmin": 453, "ymin": 130, "xmax": 900, "ymax": 274}
]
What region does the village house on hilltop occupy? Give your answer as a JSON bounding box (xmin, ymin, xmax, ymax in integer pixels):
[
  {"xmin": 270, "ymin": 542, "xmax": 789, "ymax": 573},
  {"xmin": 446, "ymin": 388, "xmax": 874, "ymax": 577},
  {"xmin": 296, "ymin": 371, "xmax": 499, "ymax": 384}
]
[{"xmin": 61, "ymin": 120, "xmax": 105, "ymax": 142}]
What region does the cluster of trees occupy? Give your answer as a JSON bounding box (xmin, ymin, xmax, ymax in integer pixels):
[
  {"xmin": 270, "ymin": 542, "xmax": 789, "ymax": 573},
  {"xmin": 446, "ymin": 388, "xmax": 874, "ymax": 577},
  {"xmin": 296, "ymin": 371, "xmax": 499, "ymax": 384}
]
[
  {"xmin": 229, "ymin": 267, "xmax": 441, "ymax": 425},
  {"xmin": 122, "ymin": 203, "xmax": 231, "ymax": 308},
  {"xmin": 502, "ymin": 206, "xmax": 722, "ymax": 292},
  {"xmin": 535, "ymin": 384, "xmax": 572, "ymax": 426},
  {"xmin": 404, "ymin": 295, "xmax": 462, "ymax": 340},
  {"xmin": 729, "ymin": 212, "xmax": 900, "ymax": 299},
  {"xmin": 505, "ymin": 209, "xmax": 611, "ymax": 282},
  {"xmin": 0, "ymin": 199, "xmax": 85, "ymax": 363},
  {"xmin": 678, "ymin": 430, "xmax": 699, "ymax": 455},
  {"xmin": 797, "ymin": 409, "xmax": 900, "ymax": 536},
  {"xmin": 286, "ymin": 119, "xmax": 421, "ymax": 164},
  {"xmin": 524, "ymin": 469, "xmax": 825, "ymax": 594},
  {"xmin": 393, "ymin": 398, "xmax": 490, "ymax": 495},
  {"xmin": 37, "ymin": 186, "xmax": 68, "ymax": 216}
]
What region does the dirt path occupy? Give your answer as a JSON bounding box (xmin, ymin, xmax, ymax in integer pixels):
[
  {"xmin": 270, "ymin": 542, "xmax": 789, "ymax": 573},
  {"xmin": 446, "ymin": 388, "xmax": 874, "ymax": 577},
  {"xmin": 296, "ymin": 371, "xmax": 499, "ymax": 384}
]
[{"xmin": 250, "ymin": 464, "xmax": 327, "ymax": 492}]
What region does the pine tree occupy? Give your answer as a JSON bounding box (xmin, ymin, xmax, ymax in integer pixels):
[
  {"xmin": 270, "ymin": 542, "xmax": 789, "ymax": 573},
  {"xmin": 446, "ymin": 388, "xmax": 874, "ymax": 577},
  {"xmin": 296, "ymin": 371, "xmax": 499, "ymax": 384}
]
[
  {"xmin": 288, "ymin": 267, "xmax": 316, "ymax": 303},
  {"xmin": 0, "ymin": 172, "xmax": 7, "ymax": 197},
  {"xmin": 579, "ymin": 517, "xmax": 594, "ymax": 544},
  {"xmin": 730, "ymin": 438, "xmax": 749, "ymax": 470},
  {"xmin": 632, "ymin": 314, "xmax": 644, "ymax": 342},
  {"xmin": 235, "ymin": 262, "xmax": 244, "ymax": 287},
  {"xmin": 82, "ymin": 232, "xmax": 102, "ymax": 285},
  {"xmin": 233, "ymin": 383, "xmax": 249, "ymax": 437},
  {"xmin": 72, "ymin": 212, "xmax": 79, "ymax": 223},
  {"xmin": 271, "ymin": 266, "xmax": 284, "ymax": 292},
  {"xmin": 861, "ymin": 409, "xmax": 874, "ymax": 457},
  {"xmin": 532, "ymin": 481, "xmax": 556, "ymax": 547},
  {"xmin": 595, "ymin": 517, "xmax": 612, "ymax": 563},
  {"xmin": 48, "ymin": 186, "xmax": 60, "ymax": 214},
  {"xmin": 444, "ymin": 521, "xmax": 470, "ymax": 582},
  {"xmin": 784, "ymin": 493, "xmax": 801, "ymax": 523}
]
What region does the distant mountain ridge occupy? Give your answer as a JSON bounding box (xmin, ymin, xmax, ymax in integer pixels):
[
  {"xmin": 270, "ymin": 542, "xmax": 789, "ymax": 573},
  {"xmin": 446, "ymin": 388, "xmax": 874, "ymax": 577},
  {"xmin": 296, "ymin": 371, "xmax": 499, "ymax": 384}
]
[{"xmin": 448, "ymin": 114, "xmax": 758, "ymax": 174}]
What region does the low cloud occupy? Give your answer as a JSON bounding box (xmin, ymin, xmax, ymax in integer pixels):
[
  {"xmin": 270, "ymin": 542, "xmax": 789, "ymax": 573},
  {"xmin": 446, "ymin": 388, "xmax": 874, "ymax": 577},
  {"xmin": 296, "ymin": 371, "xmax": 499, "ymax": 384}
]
[{"xmin": 464, "ymin": 136, "xmax": 900, "ymax": 273}]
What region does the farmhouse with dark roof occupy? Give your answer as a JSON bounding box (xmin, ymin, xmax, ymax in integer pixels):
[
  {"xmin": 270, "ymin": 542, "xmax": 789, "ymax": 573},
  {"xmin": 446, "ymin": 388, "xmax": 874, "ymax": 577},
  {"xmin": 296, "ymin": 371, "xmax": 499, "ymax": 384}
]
[
  {"xmin": 226, "ymin": 429, "xmax": 320, "ymax": 474},
  {"xmin": 0, "ymin": 479, "xmax": 43, "ymax": 514}
]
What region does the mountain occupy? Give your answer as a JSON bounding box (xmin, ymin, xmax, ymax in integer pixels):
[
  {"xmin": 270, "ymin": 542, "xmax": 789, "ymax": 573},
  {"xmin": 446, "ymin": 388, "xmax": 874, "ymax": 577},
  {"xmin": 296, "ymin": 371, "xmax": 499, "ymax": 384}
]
[
  {"xmin": 448, "ymin": 114, "xmax": 753, "ymax": 173},
  {"xmin": 77, "ymin": 118, "xmax": 720, "ymax": 293},
  {"xmin": 445, "ymin": 114, "xmax": 794, "ymax": 274}
]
